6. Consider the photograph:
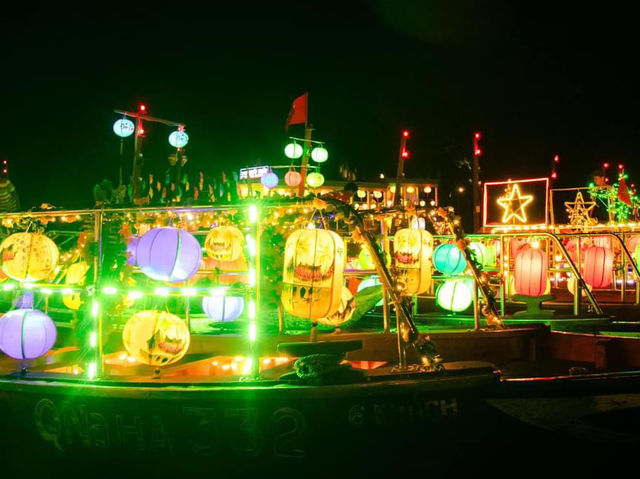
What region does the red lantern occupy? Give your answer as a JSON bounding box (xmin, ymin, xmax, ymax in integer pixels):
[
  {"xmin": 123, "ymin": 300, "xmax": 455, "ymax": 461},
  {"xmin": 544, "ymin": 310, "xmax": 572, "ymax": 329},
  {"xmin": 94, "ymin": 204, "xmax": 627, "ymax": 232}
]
[
  {"xmin": 582, "ymin": 246, "xmax": 613, "ymax": 288},
  {"xmin": 285, "ymin": 171, "xmax": 302, "ymax": 187},
  {"xmin": 514, "ymin": 245, "xmax": 548, "ymax": 296}
]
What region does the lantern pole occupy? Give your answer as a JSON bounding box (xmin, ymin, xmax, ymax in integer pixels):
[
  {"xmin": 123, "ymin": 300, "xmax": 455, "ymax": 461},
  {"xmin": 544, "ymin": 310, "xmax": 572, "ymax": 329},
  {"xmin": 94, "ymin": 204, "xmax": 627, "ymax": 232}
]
[{"xmin": 298, "ymin": 125, "xmax": 313, "ymax": 197}]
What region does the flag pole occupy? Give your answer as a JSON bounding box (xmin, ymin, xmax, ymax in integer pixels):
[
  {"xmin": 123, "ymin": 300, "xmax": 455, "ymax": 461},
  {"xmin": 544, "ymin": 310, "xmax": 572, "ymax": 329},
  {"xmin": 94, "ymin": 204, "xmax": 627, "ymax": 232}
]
[{"xmin": 298, "ymin": 99, "xmax": 311, "ymax": 197}]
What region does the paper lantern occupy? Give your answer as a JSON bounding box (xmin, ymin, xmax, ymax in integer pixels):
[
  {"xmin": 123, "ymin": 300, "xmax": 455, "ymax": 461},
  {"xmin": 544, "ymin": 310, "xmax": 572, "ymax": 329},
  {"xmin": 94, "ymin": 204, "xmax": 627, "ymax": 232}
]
[
  {"xmin": 468, "ymin": 242, "xmax": 487, "ymax": 267},
  {"xmin": 122, "ymin": 310, "xmax": 190, "ymax": 366},
  {"xmin": 510, "ymin": 238, "xmax": 529, "ymax": 258},
  {"xmin": 394, "ymin": 228, "xmax": 433, "ymax": 295},
  {"xmin": 261, "ymin": 171, "xmax": 279, "ymax": 189},
  {"xmin": 513, "ymin": 246, "xmax": 548, "ymax": 296},
  {"xmin": 436, "ymin": 279, "xmax": 473, "ymax": 312},
  {"xmin": 317, "ymin": 287, "xmax": 355, "ymax": 327},
  {"xmin": 0, "ymin": 233, "xmax": 59, "ymax": 282},
  {"xmin": 285, "ymin": 170, "xmax": 302, "ymax": 187},
  {"xmin": 136, "ymin": 228, "xmax": 202, "ymax": 283},
  {"xmin": 310, "ymin": 147, "xmax": 328, "ymax": 163},
  {"xmin": 432, "ymin": 243, "xmax": 466, "ymax": 275},
  {"xmin": 281, "ymin": 229, "xmax": 345, "ymax": 319},
  {"xmin": 306, "ymin": 172, "xmax": 324, "ymax": 188},
  {"xmin": 202, "ymin": 295, "xmax": 244, "ymax": 322},
  {"xmin": 205, "ymin": 225, "xmax": 244, "ymax": 262},
  {"xmin": 0, "ymin": 309, "xmax": 57, "ymax": 360},
  {"xmin": 168, "ymin": 130, "xmax": 189, "ymax": 148},
  {"xmin": 284, "ymin": 143, "xmax": 303, "ymax": 159},
  {"xmin": 582, "ymin": 246, "xmax": 614, "ymax": 288},
  {"xmin": 62, "ymin": 261, "xmax": 90, "ymax": 311},
  {"xmin": 113, "ymin": 118, "xmax": 135, "ymax": 137}
]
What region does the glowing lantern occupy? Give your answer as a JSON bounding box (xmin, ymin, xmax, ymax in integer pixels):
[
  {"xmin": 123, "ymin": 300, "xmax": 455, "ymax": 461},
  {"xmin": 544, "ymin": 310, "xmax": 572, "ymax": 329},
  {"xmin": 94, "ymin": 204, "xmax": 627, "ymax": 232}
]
[
  {"xmin": 113, "ymin": 118, "xmax": 135, "ymax": 137},
  {"xmin": 468, "ymin": 242, "xmax": 487, "ymax": 267},
  {"xmin": 310, "ymin": 146, "xmax": 328, "ymax": 163},
  {"xmin": 582, "ymin": 246, "xmax": 614, "ymax": 288},
  {"xmin": 436, "ymin": 279, "xmax": 473, "ymax": 312},
  {"xmin": 168, "ymin": 130, "xmax": 189, "ymax": 148},
  {"xmin": 394, "ymin": 228, "xmax": 433, "ymax": 295},
  {"xmin": 0, "ymin": 309, "xmax": 57, "ymax": 359},
  {"xmin": 317, "ymin": 287, "xmax": 356, "ymax": 327},
  {"xmin": 513, "ymin": 246, "xmax": 548, "ymax": 296},
  {"xmin": 285, "ymin": 170, "xmax": 302, "ymax": 187},
  {"xmin": 432, "ymin": 243, "xmax": 466, "ymax": 275},
  {"xmin": 306, "ymin": 172, "xmax": 325, "ymax": 188},
  {"xmin": 136, "ymin": 228, "xmax": 202, "ymax": 282},
  {"xmin": 62, "ymin": 261, "xmax": 90, "ymax": 310},
  {"xmin": 284, "ymin": 143, "xmax": 303, "ymax": 159},
  {"xmin": 510, "ymin": 239, "xmax": 529, "ymax": 258},
  {"xmin": 122, "ymin": 310, "xmax": 190, "ymax": 366},
  {"xmin": 409, "ymin": 216, "xmax": 426, "ymax": 230},
  {"xmin": 261, "ymin": 171, "xmax": 279, "ymax": 189},
  {"xmin": 281, "ymin": 229, "xmax": 345, "ymax": 319},
  {"xmin": 202, "ymin": 295, "xmax": 244, "ymax": 322},
  {"xmin": 205, "ymin": 226, "xmax": 244, "ymax": 263},
  {"xmin": 358, "ymin": 247, "xmax": 390, "ymax": 270},
  {"xmin": 0, "ymin": 232, "xmax": 59, "ymax": 282}
]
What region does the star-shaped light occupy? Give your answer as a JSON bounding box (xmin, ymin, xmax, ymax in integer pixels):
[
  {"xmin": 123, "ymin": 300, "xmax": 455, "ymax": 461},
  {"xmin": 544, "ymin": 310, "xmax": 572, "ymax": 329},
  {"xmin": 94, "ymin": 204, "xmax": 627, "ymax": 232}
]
[
  {"xmin": 565, "ymin": 191, "xmax": 596, "ymax": 226},
  {"xmin": 497, "ymin": 184, "xmax": 533, "ymax": 223}
]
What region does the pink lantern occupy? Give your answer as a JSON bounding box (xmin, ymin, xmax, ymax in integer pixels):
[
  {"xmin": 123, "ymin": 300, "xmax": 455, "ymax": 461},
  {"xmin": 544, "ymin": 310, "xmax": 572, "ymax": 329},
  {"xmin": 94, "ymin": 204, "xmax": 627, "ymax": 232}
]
[
  {"xmin": 510, "ymin": 239, "xmax": 529, "ymax": 258},
  {"xmin": 627, "ymin": 235, "xmax": 640, "ymax": 255},
  {"xmin": 582, "ymin": 246, "xmax": 614, "ymax": 288},
  {"xmin": 514, "ymin": 246, "xmax": 548, "ymax": 297},
  {"xmin": 285, "ymin": 171, "xmax": 301, "ymax": 187}
]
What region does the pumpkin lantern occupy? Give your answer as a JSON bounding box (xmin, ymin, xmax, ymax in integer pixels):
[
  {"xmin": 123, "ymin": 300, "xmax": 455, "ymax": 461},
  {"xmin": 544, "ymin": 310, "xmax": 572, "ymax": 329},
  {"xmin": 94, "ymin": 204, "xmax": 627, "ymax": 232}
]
[
  {"xmin": 432, "ymin": 243, "xmax": 466, "ymax": 275},
  {"xmin": 281, "ymin": 229, "xmax": 345, "ymax": 319},
  {"xmin": 0, "ymin": 309, "xmax": 57, "ymax": 360},
  {"xmin": 136, "ymin": 228, "xmax": 202, "ymax": 283},
  {"xmin": 122, "ymin": 310, "xmax": 190, "ymax": 366},
  {"xmin": 62, "ymin": 261, "xmax": 90, "ymax": 310},
  {"xmin": 582, "ymin": 246, "xmax": 614, "ymax": 289},
  {"xmin": 205, "ymin": 226, "xmax": 244, "ymax": 262},
  {"xmin": 513, "ymin": 245, "xmax": 548, "ymax": 296},
  {"xmin": 394, "ymin": 228, "xmax": 433, "ymax": 295},
  {"xmin": 0, "ymin": 232, "xmax": 59, "ymax": 282}
]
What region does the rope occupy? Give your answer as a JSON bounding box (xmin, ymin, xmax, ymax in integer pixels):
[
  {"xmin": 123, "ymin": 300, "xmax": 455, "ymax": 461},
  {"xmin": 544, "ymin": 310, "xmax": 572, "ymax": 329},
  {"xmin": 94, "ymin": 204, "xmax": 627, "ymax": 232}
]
[{"xmin": 294, "ymin": 354, "xmax": 343, "ymax": 379}]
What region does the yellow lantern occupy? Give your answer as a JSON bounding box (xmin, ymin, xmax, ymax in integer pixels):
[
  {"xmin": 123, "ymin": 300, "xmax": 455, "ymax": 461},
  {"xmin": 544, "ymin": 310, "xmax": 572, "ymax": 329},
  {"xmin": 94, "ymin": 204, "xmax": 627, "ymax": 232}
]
[
  {"xmin": 393, "ymin": 228, "xmax": 433, "ymax": 295},
  {"xmin": 205, "ymin": 225, "xmax": 245, "ymax": 262},
  {"xmin": 122, "ymin": 310, "xmax": 190, "ymax": 366},
  {"xmin": 62, "ymin": 261, "xmax": 90, "ymax": 310},
  {"xmin": 281, "ymin": 229, "xmax": 345, "ymax": 319},
  {"xmin": 316, "ymin": 287, "xmax": 356, "ymax": 327},
  {"xmin": 0, "ymin": 232, "xmax": 59, "ymax": 282}
]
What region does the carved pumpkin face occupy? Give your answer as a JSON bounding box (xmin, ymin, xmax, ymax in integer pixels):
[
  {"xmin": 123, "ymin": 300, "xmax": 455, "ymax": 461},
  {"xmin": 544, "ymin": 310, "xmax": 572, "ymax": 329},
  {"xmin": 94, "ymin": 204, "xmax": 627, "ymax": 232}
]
[
  {"xmin": 205, "ymin": 226, "xmax": 245, "ymax": 262},
  {"xmin": 282, "ymin": 229, "xmax": 345, "ymax": 319},
  {"xmin": 317, "ymin": 287, "xmax": 356, "ymax": 327},
  {"xmin": 394, "ymin": 228, "xmax": 433, "ymax": 295},
  {"xmin": 122, "ymin": 310, "xmax": 190, "ymax": 367},
  {"xmin": 0, "ymin": 233, "xmax": 59, "ymax": 282},
  {"xmin": 63, "ymin": 261, "xmax": 90, "ymax": 311}
]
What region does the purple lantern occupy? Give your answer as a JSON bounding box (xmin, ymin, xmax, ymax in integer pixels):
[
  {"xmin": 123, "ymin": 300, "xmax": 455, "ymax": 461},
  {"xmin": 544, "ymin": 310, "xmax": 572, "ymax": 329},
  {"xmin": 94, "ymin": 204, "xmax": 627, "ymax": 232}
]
[
  {"xmin": 0, "ymin": 309, "xmax": 57, "ymax": 360},
  {"xmin": 136, "ymin": 228, "xmax": 202, "ymax": 282},
  {"xmin": 202, "ymin": 295, "xmax": 244, "ymax": 322}
]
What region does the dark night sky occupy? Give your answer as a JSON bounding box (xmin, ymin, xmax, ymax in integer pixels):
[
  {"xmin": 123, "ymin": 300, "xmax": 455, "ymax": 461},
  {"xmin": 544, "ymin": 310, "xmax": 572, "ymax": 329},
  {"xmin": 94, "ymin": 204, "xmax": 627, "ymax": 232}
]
[{"xmin": 2, "ymin": 1, "xmax": 640, "ymax": 212}]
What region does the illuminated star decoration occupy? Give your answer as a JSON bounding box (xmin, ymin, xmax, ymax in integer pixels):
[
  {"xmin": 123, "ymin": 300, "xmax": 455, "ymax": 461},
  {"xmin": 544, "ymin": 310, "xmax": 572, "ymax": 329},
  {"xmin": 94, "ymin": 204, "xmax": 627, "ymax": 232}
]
[
  {"xmin": 497, "ymin": 184, "xmax": 533, "ymax": 223},
  {"xmin": 565, "ymin": 191, "xmax": 596, "ymax": 227}
]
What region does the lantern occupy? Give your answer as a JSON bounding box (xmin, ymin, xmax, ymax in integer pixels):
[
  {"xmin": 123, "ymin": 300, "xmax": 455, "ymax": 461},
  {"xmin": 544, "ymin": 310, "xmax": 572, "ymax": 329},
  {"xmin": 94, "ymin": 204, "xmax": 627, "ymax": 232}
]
[
  {"xmin": 510, "ymin": 238, "xmax": 529, "ymax": 258},
  {"xmin": 432, "ymin": 243, "xmax": 466, "ymax": 275},
  {"xmin": 513, "ymin": 246, "xmax": 548, "ymax": 296},
  {"xmin": 261, "ymin": 171, "xmax": 279, "ymax": 189},
  {"xmin": 468, "ymin": 242, "xmax": 487, "ymax": 267},
  {"xmin": 285, "ymin": 170, "xmax": 302, "ymax": 187},
  {"xmin": 202, "ymin": 295, "xmax": 244, "ymax": 322},
  {"xmin": 358, "ymin": 247, "xmax": 390, "ymax": 270},
  {"xmin": 205, "ymin": 225, "xmax": 244, "ymax": 262},
  {"xmin": 394, "ymin": 228, "xmax": 433, "ymax": 295},
  {"xmin": 306, "ymin": 172, "xmax": 325, "ymax": 188},
  {"xmin": 113, "ymin": 118, "xmax": 135, "ymax": 137},
  {"xmin": 436, "ymin": 279, "xmax": 473, "ymax": 312},
  {"xmin": 136, "ymin": 228, "xmax": 202, "ymax": 282},
  {"xmin": 484, "ymin": 242, "xmax": 497, "ymax": 267},
  {"xmin": 317, "ymin": 287, "xmax": 356, "ymax": 327},
  {"xmin": 281, "ymin": 229, "xmax": 345, "ymax": 319},
  {"xmin": 409, "ymin": 216, "xmax": 426, "ymax": 230},
  {"xmin": 122, "ymin": 310, "xmax": 190, "ymax": 366},
  {"xmin": 0, "ymin": 309, "xmax": 57, "ymax": 360},
  {"xmin": 311, "ymin": 147, "xmax": 329, "ymax": 163},
  {"xmin": 0, "ymin": 232, "xmax": 59, "ymax": 282},
  {"xmin": 635, "ymin": 244, "xmax": 640, "ymax": 262},
  {"xmin": 628, "ymin": 235, "xmax": 640, "ymax": 257},
  {"xmin": 284, "ymin": 143, "xmax": 303, "ymax": 159},
  {"xmin": 582, "ymin": 246, "xmax": 614, "ymax": 288},
  {"xmin": 62, "ymin": 261, "xmax": 90, "ymax": 310}
]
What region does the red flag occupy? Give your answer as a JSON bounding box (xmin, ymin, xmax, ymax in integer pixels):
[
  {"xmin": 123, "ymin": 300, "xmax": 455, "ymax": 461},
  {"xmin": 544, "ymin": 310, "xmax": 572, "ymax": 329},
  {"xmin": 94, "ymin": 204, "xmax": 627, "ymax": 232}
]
[
  {"xmin": 618, "ymin": 176, "xmax": 633, "ymax": 206},
  {"xmin": 285, "ymin": 93, "xmax": 308, "ymax": 130}
]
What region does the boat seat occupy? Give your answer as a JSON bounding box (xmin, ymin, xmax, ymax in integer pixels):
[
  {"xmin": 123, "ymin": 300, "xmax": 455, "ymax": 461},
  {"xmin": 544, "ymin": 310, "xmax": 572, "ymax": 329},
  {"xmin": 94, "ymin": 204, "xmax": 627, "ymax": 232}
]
[{"xmin": 512, "ymin": 294, "xmax": 555, "ymax": 318}]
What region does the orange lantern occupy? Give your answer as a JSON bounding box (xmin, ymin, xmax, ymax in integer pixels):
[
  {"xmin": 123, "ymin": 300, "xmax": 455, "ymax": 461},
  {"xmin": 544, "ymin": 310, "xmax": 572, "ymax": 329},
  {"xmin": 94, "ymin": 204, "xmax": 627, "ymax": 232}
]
[
  {"xmin": 205, "ymin": 225, "xmax": 245, "ymax": 262},
  {"xmin": 393, "ymin": 228, "xmax": 433, "ymax": 295},
  {"xmin": 581, "ymin": 246, "xmax": 613, "ymax": 288},
  {"xmin": 281, "ymin": 229, "xmax": 345, "ymax": 319},
  {"xmin": 0, "ymin": 232, "xmax": 59, "ymax": 282},
  {"xmin": 514, "ymin": 245, "xmax": 548, "ymax": 297}
]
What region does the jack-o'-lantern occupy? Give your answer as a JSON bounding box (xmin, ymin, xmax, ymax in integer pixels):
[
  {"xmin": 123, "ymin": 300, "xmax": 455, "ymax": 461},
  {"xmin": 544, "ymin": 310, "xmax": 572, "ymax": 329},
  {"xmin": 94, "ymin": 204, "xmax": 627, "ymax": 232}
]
[
  {"xmin": 0, "ymin": 233, "xmax": 59, "ymax": 282},
  {"xmin": 62, "ymin": 261, "xmax": 90, "ymax": 310},
  {"xmin": 317, "ymin": 287, "xmax": 356, "ymax": 327},
  {"xmin": 394, "ymin": 228, "xmax": 433, "ymax": 295},
  {"xmin": 205, "ymin": 226, "xmax": 244, "ymax": 262},
  {"xmin": 281, "ymin": 229, "xmax": 345, "ymax": 319},
  {"xmin": 122, "ymin": 310, "xmax": 190, "ymax": 366}
]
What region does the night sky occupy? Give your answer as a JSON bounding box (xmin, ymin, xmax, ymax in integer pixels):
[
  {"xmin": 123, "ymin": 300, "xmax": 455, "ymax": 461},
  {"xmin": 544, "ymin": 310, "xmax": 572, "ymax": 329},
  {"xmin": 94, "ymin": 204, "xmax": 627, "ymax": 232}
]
[{"xmin": 2, "ymin": 1, "xmax": 640, "ymax": 213}]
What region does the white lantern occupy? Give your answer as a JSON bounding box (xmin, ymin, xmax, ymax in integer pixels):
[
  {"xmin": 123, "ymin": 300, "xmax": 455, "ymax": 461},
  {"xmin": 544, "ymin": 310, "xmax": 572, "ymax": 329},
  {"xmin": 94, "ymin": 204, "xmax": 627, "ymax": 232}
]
[
  {"xmin": 113, "ymin": 119, "xmax": 135, "ymax": 137},
  {"xmin": 284, "ymin": 143, "xmax": 303, "ymax": 159},
  {"xmin": 311, "ymin": 147, "xmax": 328, "ymax": 163},
  {"xmin": 169, "ymin": 130, "xmax": 189, "ymax": 148}
]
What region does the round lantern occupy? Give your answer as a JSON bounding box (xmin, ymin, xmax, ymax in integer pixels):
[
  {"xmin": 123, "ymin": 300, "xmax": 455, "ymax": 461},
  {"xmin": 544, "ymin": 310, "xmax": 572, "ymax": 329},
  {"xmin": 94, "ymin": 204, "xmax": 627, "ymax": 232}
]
[
  {"xmin": 468, "ymin": 242, "xmax": 487, "ymax": 267},
  {"xmin": 205, "ymin": 225, "xmax": 244, "ymax": 262},
  {"xmin": 432, "ymin": 244, "xmax": 466, "ymax": 275},
  {"xmin": 436, "ymin": 279, "xmax": 473, "ymax": 312},
  {"xmin": 168, "ymin": 130, "xmax": 189, "ymax": 148},
  {"xmin": 136, "ymin": 228, "xmax": 202, "ymax": 283},
  {"xmin": 0, "ymin": 309, "xmax": 57, "ymax": 360},
  {"xmin": 513, "ymin": 246, "xmax": 548, "ymax": 297},
  {"xmin": 113, "ymin": 118, "xmax": 135, "ymax": 137},
  {"xmin": 285, "ymin": 170, "xmax": 302, "ymax": 187},
  {"xmin": 317, "ymin": 287, "xmax": 356, "ymax": 327},
  {"xmin": 0, "ymin": 232, "xmax": 59, "ymax": 282},
  {"xmin": 394, "ymin": 228, "xmax": 434, "ymax": 295},
  {"xmin": 62, "ymin": 261, "xmax": 90, "ymax": 311},
  {"xmin": 409, "ymin": 216, "xmax": 426, "ymax": 230},
  {"xmin": 122, "ymin": 310, "xmax": 190, "ymax": 366},
  {"xmin": 582, "ymin": 246, "xmax": 614, "ymax": 289},
  {"xmin": 358, "ymin": 247, "xmax": 391, "ymax": 270},
  {"xmin": 310, "ymin": 147, "xmax": 329, "ymax": 163},
  {"xmin": 202, "ymin": 295, "xmax": 244, "ymax": 322},
  {"xmin": 282, "ymin": 229, "xmax": 345, "ymax": 319},
  {"xmin": 306, "ymin": 172, "xmax": 325, "ymax": 188},
  {"xmin": 261, "ymin": 171, "xmax": 279, "ymax": 189},
  {"xmin": 284, "ymin": 143, "xmax": 303, "ymax": 159}
]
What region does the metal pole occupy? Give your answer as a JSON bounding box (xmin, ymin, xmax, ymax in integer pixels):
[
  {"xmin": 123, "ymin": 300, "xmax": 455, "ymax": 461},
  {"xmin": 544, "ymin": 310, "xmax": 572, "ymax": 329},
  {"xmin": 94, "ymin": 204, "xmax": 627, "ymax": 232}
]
[
  {"xmin": 132, "ymin": 117, "xmax": 143, "ymax": 202},
  {"xmin": 473, "ymin": 278, "xmax": 480, "ymax": 331},
  {"xmin": 472, "ymin": 154, "xmax": 480, "ymax": 232},
  {"xmin": 297, "ymin": 126, "xmax": 312, "ymax": 197},
  {"xmin": 575, "ymin": 237, "xmax": 581, "ymax": 316},
  {"xmin": 394, "ymin": 132, "xmax": 408, "ymax": 207}
]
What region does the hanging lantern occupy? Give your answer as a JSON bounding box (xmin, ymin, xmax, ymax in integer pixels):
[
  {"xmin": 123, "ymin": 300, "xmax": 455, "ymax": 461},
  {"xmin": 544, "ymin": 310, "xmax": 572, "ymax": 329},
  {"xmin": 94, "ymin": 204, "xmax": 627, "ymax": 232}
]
[
  {"xmin": 122, "ymin": 310, "xmax": 190, "ymax": 366},
  {"xmin": 0, "ymin": 232, "xmax": 59, "ymax": 282},
  {"xmin": 202, "ymin": 295, "xmax": 244, "ymax": 322},
  {"xmin": 205, "ymin": 226, "xmax": 244, "ymax": 262},
  {"xmin": 468, "ymin": 242, "xmax": 487, "ymax": 267},
  {"xmin": 261, "ymin": 171, "xmax": 279, "ymax": 189},
  {"xmin": 310, "ymin": 146, "xmax": 329, "ymax": 163},
  {"xmin": 168, "ymin": 130, "xmax": 189, "ymax": 148},
  {"xmin": 436, "ymin": 279, "xmax": 474, "ymax": 312},
  {"xmin": 432, "ymin": 243, "xmax": 466, "ymax": 275},
  {"xmin": 285, "ymin": 170, "xmax": 302, "ymax": 187},
  {"xmin": 281, "ymin": 229, "xmax": 345, "ymax": 319},
  {"xmin": 113, "ymin": 118, "xmax": 135, "ymax": 137},
  {"xmin": 136, "ymin": 228, "xmax": 202, "ymax": 282},
  {"xmin": 409, "ymin": 216, "xmax": 426, "ymax": 230},
  {"xmin": 0, "ymin": 309, "xmax": 57, "ymax": 360},
  {"xmin": 513, "ymin": 245, "xmax": 548, "ymax": 296},
  {"xmin": 582, "ymin": 246, "xmax": 614, "ymax": 288},
  {"xmin": 62, "ymin": 261, "xmax": 90, "ymax": 311},
  {"xmin": 317, "ymin": 287, "xmax": 356, "ymax": 327},
  {"xmin": 394, "ymin": 228, "xmax": 433, "ymax": 295},
  {"xmin": 306, "ymin": 172, "xmax": 325, "ymax": 188},
  {"xmin": 284, "ymin": 143, "xmax": 303, "ymax": 159}
]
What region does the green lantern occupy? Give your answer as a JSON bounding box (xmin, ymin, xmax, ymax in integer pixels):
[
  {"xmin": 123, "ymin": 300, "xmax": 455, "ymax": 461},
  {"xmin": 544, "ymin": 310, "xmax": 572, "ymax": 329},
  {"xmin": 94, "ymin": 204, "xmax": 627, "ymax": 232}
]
[
  {"xmin": 306, "ymin": 172, "xmax": 325, "ymax": 188},
  {"xmin": 433, "ymin": 244, "xmax": 467, "ymax": 275},
  {"xmin": 436, "ymin": 279, "xmax": 473, "ymax": 312},
  {"xmin": 468, "ymin": 242, "xmax": 487, "ymax": 267}
]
